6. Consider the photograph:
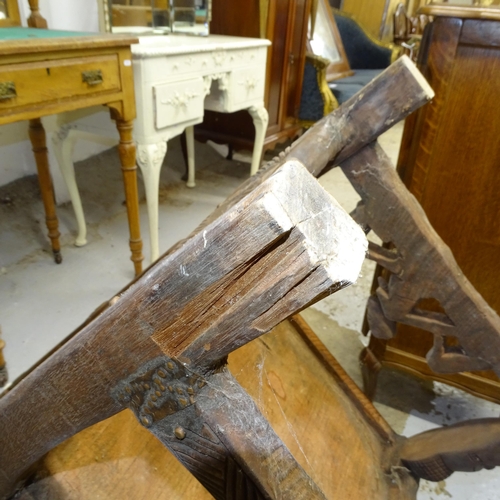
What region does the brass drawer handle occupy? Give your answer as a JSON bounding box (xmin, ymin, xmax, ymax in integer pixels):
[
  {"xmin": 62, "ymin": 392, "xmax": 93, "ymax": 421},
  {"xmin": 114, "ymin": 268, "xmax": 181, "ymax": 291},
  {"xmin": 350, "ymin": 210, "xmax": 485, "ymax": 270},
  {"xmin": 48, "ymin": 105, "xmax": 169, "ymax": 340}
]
[
  {"xmin": 0, "ymin": 82, "xmax": 16, "ymax": 100},
  {"xmin": 82, "ymin": 70, "xmax": 103, "ymax": 86}
]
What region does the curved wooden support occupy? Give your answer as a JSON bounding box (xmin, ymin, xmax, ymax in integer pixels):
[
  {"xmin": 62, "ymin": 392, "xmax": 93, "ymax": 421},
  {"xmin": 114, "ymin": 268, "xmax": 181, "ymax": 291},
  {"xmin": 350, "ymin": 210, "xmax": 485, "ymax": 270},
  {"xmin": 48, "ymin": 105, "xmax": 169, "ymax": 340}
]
[
  {"xmin": 28, "ymin": 118, "xmax": 62, "ymax": 264},
  {"xmin": 340, "ymin": 141, "xmax": 500, "ymax": 378},
  {"xmin": 401, "ymin": 418, "xmax": 500, "ymax": 481}
]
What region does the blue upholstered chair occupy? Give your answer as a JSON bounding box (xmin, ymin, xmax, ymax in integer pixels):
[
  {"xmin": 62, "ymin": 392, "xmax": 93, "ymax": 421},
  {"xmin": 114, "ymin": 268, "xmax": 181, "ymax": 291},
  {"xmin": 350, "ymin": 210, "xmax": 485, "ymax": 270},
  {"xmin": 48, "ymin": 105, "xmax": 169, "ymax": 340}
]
[
  {"xmin": 299, "ymin": 54, "xmax": 338, "ymax": 127},
  {"xmin": 329, "ymin": 10, "xmax": 400, "ymax": 104}
]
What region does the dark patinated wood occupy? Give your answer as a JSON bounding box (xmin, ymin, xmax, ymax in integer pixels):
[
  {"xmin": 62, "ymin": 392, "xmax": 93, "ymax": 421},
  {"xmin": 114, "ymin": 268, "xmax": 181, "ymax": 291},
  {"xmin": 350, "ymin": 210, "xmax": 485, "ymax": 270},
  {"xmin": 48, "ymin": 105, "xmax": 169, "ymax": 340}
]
[
  {"xmin": 368, "ymin": 6, "xmax": 500, "ymax": 402},
  {"xmin": 0, "ymin": 57, "xmax": 435, "ymax": 499},
  {"xmin": 0, "ymin": 160, "xmax": 366, "ymax": 499},
  {"xmin": 340, "ymin": 141, "xmax": 500, "ymax": 482},
  {"xmin": 341, "ymin": 142, "xmax": 500, "ymax": 378},
  {"xmin": 14, "ymin": 317, "xmax": 418, "ymax": 500},
  {"xmin": 400, "ymin": 418, "xmax": 500, "ymax": 481}
]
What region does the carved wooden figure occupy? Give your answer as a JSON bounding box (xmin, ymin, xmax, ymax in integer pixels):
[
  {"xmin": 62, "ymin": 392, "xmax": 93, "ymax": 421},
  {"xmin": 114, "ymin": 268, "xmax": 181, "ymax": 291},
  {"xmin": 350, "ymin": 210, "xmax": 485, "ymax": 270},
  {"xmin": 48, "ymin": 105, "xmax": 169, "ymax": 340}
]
[
  {"xmin": 340, "ymin": 141, "xmax": 500, "ymax": 484},
  {"xmin": 340, "ymin": 143, "xmax": 500, "ymax": 385}
]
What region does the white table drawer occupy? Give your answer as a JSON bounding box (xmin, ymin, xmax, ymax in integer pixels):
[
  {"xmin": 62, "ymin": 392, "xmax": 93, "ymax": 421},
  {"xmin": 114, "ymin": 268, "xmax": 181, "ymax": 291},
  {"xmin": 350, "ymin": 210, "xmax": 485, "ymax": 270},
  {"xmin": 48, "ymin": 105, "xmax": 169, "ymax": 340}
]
[
  {"xmin": 230, "ymin": 66, "xmax": 266, "ymax": 107},
  {"xmin": 153, "ymin": 77, "xmax": 204, "ymax": 130}
]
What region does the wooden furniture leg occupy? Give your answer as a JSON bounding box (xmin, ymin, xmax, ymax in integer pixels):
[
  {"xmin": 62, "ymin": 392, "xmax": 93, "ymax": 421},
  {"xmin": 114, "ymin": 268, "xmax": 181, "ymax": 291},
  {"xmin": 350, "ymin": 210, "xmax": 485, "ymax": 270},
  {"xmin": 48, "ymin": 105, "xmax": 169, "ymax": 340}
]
[
  {"xmin": 184, "ymin": 126, "xmax": 196, "ymax": 188},
  {"xmin": 27, "ymin": 0, "xmax": 48, "ymax": 28},
  {"xmin": 135, "ymin": 141, "xmax": 167, "ymax": 263},
  {"xmin": 248, "ymin": 105, "xmax": 269, "ymax": 176},
  {"xmin": 28, "ymin": 118, "xmax": 62, "ymax": 264},
  {"xmin": 115, "ymin": 119, "xmax": 144, "ymax": 276}
]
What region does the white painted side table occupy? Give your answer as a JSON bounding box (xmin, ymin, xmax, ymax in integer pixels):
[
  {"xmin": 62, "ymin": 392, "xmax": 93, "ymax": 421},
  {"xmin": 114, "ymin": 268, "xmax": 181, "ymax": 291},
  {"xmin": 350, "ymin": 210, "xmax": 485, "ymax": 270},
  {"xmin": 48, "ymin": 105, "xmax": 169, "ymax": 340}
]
[{"xmin": 53, "ymin": 34, "xmax": 270, "ymax": 262}]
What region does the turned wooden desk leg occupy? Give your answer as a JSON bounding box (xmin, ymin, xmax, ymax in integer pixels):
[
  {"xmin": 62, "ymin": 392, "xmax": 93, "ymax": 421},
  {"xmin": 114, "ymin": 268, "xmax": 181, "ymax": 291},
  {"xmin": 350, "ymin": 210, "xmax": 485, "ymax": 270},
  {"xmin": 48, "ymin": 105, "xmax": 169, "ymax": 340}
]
[
  {"xmin": 27, "ymin": 0, "xmax": 48, "ymax": 28},
  {"xmin": 115, "ymin": 119, "xmax": 143, "ymax": 276},
  {"xmin": 28, "ymin": 118, "xmax": 62, "ymax": 264}
]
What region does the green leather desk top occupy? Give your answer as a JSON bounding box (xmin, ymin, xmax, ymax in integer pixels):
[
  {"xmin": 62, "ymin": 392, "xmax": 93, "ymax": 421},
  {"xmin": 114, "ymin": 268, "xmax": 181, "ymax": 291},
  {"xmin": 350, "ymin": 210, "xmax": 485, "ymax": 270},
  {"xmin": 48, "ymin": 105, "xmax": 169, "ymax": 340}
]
[{"xmin": 0, "ymin": 27, "xmax": 93, "ymax": 41}]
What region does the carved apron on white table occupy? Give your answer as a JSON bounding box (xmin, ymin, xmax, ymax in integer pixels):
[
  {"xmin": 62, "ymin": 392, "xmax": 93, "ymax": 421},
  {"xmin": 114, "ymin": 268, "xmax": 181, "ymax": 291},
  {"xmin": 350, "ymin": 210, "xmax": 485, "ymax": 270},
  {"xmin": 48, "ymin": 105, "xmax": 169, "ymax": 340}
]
[{"xmin": 53, "ymin": 35, "xmax": 270, "ymax": 263}]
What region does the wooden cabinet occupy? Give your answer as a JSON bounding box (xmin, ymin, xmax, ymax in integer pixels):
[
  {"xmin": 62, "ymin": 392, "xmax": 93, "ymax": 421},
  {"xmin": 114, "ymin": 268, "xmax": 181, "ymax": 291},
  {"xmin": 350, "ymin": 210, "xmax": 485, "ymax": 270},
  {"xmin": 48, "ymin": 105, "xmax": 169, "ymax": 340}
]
[
  {"xmin": 194, "ymin": 0, "xmax": 311, "ymax": 154},
  {"xmin": 364, "ymin": 5, "xmax": 500, "ymax": 403}
]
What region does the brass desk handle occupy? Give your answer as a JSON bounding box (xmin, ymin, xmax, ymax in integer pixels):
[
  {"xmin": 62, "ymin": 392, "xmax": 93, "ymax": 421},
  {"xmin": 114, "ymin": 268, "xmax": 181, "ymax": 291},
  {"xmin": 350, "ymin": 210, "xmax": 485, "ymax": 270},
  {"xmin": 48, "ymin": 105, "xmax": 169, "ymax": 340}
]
[
  {"xmin": 82, "ymin": 69, "xmax": 103, "ymax": 86},
  {"xmin": 0, "ymin": 82, "xmax": 17, "ymax": 100}
]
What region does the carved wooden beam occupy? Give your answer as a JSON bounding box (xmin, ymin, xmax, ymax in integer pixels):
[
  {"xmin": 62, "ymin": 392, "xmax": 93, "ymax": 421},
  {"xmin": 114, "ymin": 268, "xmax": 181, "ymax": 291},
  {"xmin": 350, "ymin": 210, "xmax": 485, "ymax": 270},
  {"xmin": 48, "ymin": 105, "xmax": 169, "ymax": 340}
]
[
  {"xmin": 340, "ymin": 141, "xmax": 500, "ymax": 377},
  {"xmin": 27, "ymin": 0, "xmax": 48, "ymax": 29},
  {"xmin": 0, "ymin": 161, "xmax": 366, "ymax": 499},
  {"xmin": 0, "ymin": 57, "xmax": 435, "ymax": 498},
  {"xmin": 400, "ymin": 418, "xmax": 500, "ymax": 481}
]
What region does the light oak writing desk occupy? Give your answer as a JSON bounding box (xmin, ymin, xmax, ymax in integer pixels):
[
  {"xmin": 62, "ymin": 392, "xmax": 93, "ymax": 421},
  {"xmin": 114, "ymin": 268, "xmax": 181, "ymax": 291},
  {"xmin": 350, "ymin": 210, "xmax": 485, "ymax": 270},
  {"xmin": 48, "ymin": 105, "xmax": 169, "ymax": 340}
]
[{"xmin": 0, "ymin": 27, "xmax": 144, "ymax": 276}]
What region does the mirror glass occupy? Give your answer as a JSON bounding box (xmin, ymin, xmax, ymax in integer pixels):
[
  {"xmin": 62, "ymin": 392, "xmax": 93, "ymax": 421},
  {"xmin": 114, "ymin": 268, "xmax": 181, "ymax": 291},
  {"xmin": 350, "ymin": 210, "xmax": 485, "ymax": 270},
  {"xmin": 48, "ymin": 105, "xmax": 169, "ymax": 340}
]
[
  {"xmin": 108, "ymin": 0, "xmax": 210, "ymax": 36},
  {"xmin": 0, "ymin": 0, "xmax": 9, "ymax": 20}
]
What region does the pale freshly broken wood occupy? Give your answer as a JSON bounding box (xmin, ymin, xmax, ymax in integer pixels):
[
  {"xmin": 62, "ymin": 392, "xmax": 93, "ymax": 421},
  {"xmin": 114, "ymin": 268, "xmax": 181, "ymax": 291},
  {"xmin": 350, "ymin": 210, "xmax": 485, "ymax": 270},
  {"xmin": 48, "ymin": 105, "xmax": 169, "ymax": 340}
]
[
  {"xmin": 340, "ymin": 141, "xmax": 500, "ymax": 377},
  {"xmin": 0, "ymin": 160, "xmax": 366, "ymax": 499}
]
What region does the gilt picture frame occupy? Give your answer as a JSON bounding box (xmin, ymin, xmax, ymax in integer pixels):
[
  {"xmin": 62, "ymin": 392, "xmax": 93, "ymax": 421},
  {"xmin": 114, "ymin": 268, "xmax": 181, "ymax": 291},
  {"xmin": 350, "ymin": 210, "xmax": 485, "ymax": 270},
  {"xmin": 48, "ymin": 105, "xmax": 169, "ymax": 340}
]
[
  {"xmin": 308, "ymin": 0, "xmax": 353, "ymax": 81},
  {"xmin": 0, "ymin": 0, "xmax": 21, "ymax": 27}
]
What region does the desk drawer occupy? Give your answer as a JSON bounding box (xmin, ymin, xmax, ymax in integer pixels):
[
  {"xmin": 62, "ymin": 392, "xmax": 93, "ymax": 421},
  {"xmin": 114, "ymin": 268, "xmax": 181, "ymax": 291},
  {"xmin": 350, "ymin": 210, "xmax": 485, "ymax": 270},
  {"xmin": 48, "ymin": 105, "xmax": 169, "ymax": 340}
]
[
  {"xmin": 230, "ymin": 66, "xmax": 266, "ymax": 107},
  {"xmin": 153, "ymin": 77, "xmax": 204, "ymax": 130},
  {"xmin": 0, "ymin": 54, "xmax": 121, "ymax": 109}
]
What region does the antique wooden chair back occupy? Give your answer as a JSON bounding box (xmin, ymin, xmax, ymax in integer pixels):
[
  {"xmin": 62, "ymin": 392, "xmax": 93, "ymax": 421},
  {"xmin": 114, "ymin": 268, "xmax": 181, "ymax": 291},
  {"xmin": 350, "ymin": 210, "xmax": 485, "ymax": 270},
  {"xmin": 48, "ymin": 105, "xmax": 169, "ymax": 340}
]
[{"xmin": 4, "ymin": 58, "xmax": 494, "ymax": 500}]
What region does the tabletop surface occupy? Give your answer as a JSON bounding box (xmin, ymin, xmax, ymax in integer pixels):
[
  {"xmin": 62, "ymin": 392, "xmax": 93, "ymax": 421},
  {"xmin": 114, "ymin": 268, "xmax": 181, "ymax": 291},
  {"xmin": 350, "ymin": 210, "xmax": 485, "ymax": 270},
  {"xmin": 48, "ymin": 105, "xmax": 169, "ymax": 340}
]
[
  {"xmin": 0, "ymin": 27, "xmax": 138, "ymax": 55},
  {"xmin": 0, "ymin": 27, "xmax": 93, "ymax": 40},
  {"xmin": 131, "ymin": 34, "xmax": 271, "ymax": 58}
]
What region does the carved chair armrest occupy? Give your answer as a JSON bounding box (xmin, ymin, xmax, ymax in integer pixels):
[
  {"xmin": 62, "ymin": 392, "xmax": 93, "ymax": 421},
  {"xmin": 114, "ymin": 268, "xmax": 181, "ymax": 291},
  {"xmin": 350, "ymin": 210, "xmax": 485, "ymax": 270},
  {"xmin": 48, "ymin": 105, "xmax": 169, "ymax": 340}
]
[{"xmin": 299, "ymin": 53, "xmax": 339, "ymax": 128}]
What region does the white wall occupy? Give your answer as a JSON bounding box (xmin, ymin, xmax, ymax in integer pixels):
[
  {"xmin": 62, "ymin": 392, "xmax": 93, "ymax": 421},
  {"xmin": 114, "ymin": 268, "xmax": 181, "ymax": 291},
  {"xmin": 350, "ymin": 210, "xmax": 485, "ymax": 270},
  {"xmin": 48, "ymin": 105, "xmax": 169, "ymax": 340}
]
[{"xmin": 0, "ymin": 1, "xmax": 112, "ymax": 202}]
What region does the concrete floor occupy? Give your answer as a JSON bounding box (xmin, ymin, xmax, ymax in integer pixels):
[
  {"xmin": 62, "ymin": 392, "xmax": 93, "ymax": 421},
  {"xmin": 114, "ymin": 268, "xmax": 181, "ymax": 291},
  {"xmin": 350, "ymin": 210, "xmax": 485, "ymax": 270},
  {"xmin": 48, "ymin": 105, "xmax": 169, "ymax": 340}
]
[{"xmin": 0, "ymin": 123, "xmax": 499, "ymax": 499}]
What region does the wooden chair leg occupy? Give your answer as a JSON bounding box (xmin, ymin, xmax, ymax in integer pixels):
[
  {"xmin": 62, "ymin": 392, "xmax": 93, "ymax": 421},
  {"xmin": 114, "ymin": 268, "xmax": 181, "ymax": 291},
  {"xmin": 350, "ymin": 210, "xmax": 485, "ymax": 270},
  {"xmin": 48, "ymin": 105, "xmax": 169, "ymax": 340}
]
[{"xmin": 28, "ymin": 118, "xmax": 62, "ymax": 264}]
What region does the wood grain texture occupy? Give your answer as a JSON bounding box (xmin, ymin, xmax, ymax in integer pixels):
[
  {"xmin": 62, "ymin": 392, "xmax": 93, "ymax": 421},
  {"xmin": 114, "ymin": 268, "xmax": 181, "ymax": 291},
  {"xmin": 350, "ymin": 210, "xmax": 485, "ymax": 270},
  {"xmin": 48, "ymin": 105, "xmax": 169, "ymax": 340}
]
[
  {"xmin": 0, "ymin": 161, "xmax": 366, "ymax": 499},
  {"xmin": 0, "ymin": 34, "xmax": 138, "ymax": 56},
  {"xmin": 371, "ymin": 11, "xmax": 500, "ymax": 401},
  {"xmin": 401, "ymin": 418, "xmax": 500, "ymax": 481},
  {"xmin": 15, "ymin": 318, "xmax": 416, "ymax": 500},
  {"xmin": 341, "ymin": 142, "xmax": 500, "ymax": 377},
  {"xmin": 419, "ymin": 4, "xmax": 500, "ymax": 21}
]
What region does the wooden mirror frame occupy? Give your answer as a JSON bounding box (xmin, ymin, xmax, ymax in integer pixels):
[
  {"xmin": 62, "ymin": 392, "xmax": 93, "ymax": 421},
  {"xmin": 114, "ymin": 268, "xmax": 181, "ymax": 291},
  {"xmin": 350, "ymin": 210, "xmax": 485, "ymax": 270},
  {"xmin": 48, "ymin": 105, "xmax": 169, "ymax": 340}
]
[
  {"xmin": 0, "ymin": 0, "xmax": 21, "ymax": 27},
  {"xmin": 308, "ymin": 0, "xmax": 353, "ymax": 82}
]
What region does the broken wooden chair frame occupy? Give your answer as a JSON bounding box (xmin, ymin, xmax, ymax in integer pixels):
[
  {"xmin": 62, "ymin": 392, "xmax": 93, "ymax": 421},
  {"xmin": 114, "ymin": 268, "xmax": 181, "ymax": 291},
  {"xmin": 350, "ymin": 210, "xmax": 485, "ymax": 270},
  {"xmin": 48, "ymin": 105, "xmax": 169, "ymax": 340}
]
[{"xmin": 1, "ymin": 56, "xmax": 499, "ymax": 499}]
